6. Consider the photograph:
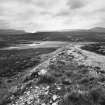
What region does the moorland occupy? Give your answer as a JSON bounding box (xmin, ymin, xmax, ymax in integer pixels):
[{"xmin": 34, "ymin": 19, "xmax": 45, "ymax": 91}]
[{"xmin": 1, "ymin": 28, "xmax": 105, "ymax": 105}]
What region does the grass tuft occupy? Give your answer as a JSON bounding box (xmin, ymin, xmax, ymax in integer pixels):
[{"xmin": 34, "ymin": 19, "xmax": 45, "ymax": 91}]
[{"xmin": 37, "ymin": 74, "xmax": 56, "ymax": 85}]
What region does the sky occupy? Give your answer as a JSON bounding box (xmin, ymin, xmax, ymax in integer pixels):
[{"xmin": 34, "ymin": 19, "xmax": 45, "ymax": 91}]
[{"xmin": 0, "ymin": 0, "xmax": 105, "ymax": 32}]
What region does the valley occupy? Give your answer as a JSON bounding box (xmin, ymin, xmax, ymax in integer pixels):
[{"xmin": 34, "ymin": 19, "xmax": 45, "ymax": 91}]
[{"xmin": 0, "ymin": 29, "xmax": 105, "ymax": 105}]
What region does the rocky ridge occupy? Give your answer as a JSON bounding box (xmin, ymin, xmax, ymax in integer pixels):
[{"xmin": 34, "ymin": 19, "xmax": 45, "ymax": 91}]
[{"xmin": 5, "ymin": 43, "xmax": 105, "ymax": 105}]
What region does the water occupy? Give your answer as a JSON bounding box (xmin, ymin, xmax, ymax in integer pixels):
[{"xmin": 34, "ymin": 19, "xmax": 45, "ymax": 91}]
[{"xmin": 1, "ymin": 41, "xmax": 69, "ymax": 50}]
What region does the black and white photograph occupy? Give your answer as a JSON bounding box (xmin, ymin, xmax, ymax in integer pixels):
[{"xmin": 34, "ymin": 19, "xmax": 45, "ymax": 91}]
[{"xmin": 0, "ymin": 0, "xmax": 105, "ymax": 105}]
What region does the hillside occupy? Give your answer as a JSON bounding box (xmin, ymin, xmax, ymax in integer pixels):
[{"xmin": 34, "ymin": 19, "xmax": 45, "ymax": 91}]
[
  {"xmin": 0, "ymin": 29, "xmax": 26, "ymax": 35},
  {"xmin": 0, "ymin": 30, "xmax": 105, "ymax": 48},
  {"xmin": 90, "ymin": 27, "xmax": 105, "ymax": 33},
  {"xmin": 0, "ymin": 29, "xmax": 27, "ymax": 48},
  {"xmin": 3, "ymin": 43, "xmax": 105, "ymax": 105}
]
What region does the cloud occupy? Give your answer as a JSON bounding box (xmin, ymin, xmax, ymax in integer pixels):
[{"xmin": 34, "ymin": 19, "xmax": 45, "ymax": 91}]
[
  {"xmin": 67, "ymin": 0, "xmax": 86, "ymax": 9},
  {"xmin": 0, "ymin": 0, "xmax": 105, "ymax": 32}
]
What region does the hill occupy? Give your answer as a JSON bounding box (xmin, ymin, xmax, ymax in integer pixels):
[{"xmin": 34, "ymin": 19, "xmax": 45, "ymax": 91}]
[
  {"xmin": 0, "ymin": 29, "xmax": 105, "ymax": 48},
  {"xmin": 89, "ymin": 27, "xmax": 105, "ymax": 32},
  {"xmin": 3, "ymin": 43, "xmax": 105, "ymax": 105},
  {"xmin": 0, "ymin": 29, "xmax": 26, "ymax": 35}
]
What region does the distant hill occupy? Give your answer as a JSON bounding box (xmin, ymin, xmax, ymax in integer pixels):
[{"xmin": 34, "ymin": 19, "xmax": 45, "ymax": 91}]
[
  {"xmin": 89, "ymin": 27, "xmax": 105, "ymax": 32},
  {"xmin": 0, "ymin": 29, "xmax": 27, "ymax": 35},
  {"xmin": 0, "ymin": 28, "xmax": 105, "ymax": 48}
]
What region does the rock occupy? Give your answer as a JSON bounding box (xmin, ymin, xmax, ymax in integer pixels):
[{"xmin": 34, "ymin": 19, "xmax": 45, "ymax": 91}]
[
  {"xmin": 42, "ymin": 103, "xmax": 46, "ymax": 105},
  {"xmin": 39, "ymin": 69, "xmax": 47, "ymax": 75},
  {"xmin": 52, "ymin": 102, "xmax": 58, "ymax": 105},
  {"xmin": 52, "ymin": 95, "xmax": 58, "ymax": 101}
]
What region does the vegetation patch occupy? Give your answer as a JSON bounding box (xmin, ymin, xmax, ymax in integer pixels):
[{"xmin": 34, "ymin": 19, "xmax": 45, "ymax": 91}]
[{"xmin": 81, "ymin": 42, "xmax": 105, "ymax": 55}]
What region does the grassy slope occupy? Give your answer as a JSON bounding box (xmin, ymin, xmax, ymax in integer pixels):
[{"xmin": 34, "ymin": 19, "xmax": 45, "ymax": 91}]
[
  {"xmin": 81, "ymin": 42, "xmax": 105, "ymax": 55},
  {"xmin": 4, "ymin": 43, "xmax": 105, "ymax": 105},
  {"xmin": 0, "ymin": 48, "xmax": 56, "ymax": 77},
  {"xmin": 0, "ymin": 48, "xmax": 57, "ymax": 105}
]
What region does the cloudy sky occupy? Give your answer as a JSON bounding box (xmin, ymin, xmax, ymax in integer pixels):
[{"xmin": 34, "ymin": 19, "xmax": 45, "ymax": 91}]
[{"xmin": 0, "ymin": 0, "xmax": 104, "ymax": 32}]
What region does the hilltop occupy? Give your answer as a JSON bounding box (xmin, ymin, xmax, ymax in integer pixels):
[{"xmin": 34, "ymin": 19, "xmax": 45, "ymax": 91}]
[{"xmin": 89, "ymin": 27, "xmax": 105, "ymax": 32}]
